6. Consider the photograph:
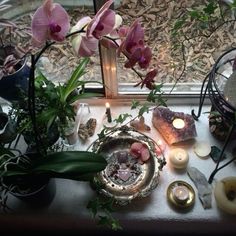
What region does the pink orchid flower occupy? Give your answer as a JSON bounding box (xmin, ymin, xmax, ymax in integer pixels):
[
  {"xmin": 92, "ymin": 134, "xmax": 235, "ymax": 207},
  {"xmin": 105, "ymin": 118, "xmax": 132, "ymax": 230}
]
[
  {"xmin": 130, "ymin": 142, "xmax": 150, "ymax": 163},
  {"xmin": 71, "ymin": 16, "xmax": 99, "ymax": 57},
  {"xmin": 72, "ymin": 0, "xmax": 119, "ymax": 57},
  {"xmin": 119, "ymin": 19, "xmax": 152, "ymax": 69},
  {"xmin": 87, "ymin": 0, "xmax": 116, "ymax": 39},
  {"xmin": 31, "ymin": 0, "xmax": 70, "ymax": 47},
  {"xmin": 100, "ymin": 14, "xmax": 123, "ymax": 49},
  {"xmin": 135, "ymin": 69, "xmax": 157, "ymax": 90},
  {"xmin": 119, "ymin": 20, "xmax": 144, "ymax": 55},
  {"xmin": 124, "ymin": 46, "xmax": 152, "ymax": 69}
]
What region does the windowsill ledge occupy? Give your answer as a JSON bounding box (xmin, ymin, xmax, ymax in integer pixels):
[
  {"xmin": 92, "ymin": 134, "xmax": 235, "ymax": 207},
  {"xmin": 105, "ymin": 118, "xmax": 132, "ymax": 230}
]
[{"xmin": 0, "ymin": 103, "xmax": 235, "ymax": 235}]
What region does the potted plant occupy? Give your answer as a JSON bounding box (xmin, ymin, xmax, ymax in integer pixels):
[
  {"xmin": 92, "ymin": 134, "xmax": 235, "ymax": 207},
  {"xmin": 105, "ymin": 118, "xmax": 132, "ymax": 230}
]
[{"xmin": 12, "ymin": 57, "xmax": 101, "ymax": 151}]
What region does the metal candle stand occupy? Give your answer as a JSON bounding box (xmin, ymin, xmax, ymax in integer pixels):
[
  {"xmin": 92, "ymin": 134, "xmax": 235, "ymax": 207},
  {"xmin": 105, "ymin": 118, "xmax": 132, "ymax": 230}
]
[{"xmin": 192, "ymin": 48, "xmax": 236, "ymax": 184}]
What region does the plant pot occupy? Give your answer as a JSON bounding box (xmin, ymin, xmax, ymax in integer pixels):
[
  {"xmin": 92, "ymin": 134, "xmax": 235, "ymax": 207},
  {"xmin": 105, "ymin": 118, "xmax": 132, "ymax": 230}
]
[
  {"xmin": 0, "ymin": 45, "xmax": 30, "ymax": 102},
  {"xmin": 23, "ymin": 123, "xmax": 60, "ymax": 151},
  {"xmin": 0, "ymin": 112, "xmax": 17, "ymax": 143},
  {"xmin": 3, "ymin": 175, "xmax": 56, "ymax": 206}
]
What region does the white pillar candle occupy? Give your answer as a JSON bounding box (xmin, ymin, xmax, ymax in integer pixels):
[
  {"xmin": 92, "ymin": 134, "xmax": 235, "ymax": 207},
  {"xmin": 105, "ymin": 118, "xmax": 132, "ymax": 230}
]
[
  {"xmin": 172, "ymin": 118, "xmax": 185, "ymax": 129},
  {"xmin": 168, "ymin": 148, "xmax": 189, "ymax": 169},
  {"xmin": 172, "ymin": 185, "xmax": 190, "ymax": 203}
]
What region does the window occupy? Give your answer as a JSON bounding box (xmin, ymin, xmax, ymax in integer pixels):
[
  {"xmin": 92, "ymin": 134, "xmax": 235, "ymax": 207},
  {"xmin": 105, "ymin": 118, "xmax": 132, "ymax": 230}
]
[
  {"xmin": 1, "ymin": 0, "xmax": 234, "ymax": 100},
  {"xmin": 1, "ymin": 0, "xmax": 104, "ymax": 92},
  {"xmin": 110, "ymin": 0, "xmax": 236, "ymax": 98}
]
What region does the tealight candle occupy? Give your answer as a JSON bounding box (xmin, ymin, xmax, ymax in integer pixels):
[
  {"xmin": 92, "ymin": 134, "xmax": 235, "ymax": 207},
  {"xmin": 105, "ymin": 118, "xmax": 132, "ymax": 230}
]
[
  {"xmin": 172, "ymin": 118, "xmax": 185, "ymax": 129},
  {"xmin": 105, "ymin": 102, "xmax": 112, "ymax": 123},
  {"xmin": 168, "ymin": 148, "xmax": 189, "ymax": 169},
  {"xmin": 172, "ymin": 185, "xmax": 190, "ymax": 203}
]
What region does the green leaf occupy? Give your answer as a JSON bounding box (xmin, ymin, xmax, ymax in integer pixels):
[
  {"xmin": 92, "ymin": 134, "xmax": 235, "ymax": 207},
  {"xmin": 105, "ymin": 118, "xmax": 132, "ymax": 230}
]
[
  {"xmin": 97, "ymin": 126, "xmax": 114, "ymax": 140},
  {"xmin": 34, "ymin": 151, "xmax": 106, "ymax": 176},
  {"xmin": 138, "ymin": 104, "xmax": 150, "ymax": 117},
  {"xmin": 98, "ymin": 215, "xmax": 122, "ymax": 230},
  {"xmin": 63, "ymin": 58, "xmax": 90, "ymax": 102},
  {"xmin": 156, "ymin": 94, "xmax": 167, "ymax": 107},
  {"xmin": 37, "ymin": 108, "xmax": 57, "ymax": 124},
  {"xmin": 131, "ymin": 100, "xmax": 140, "ymax": 109},
  {"xmin": 87, "ymin": 197, "xmax": 99, "ymax": 217},
  {"xmin": 3, "ymin": 151, "xmax": 107, "ymax": 181},
  {"xmin": 114, "ymin": 113, "xmax": 132, "ymax": 124}
]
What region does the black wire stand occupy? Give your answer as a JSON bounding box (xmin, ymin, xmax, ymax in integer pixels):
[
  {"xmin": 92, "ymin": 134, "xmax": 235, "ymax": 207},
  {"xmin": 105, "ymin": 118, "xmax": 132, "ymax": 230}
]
[{"xmin": 192, "ymin": 47, "xmax": 236, "ymax": 184}]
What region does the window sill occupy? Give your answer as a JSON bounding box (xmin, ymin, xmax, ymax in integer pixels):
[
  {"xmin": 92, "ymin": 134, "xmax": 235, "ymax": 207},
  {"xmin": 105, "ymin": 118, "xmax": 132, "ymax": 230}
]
[{"xmin": 0, "ymin": 102, "xmax": 235, "ymax": 235}]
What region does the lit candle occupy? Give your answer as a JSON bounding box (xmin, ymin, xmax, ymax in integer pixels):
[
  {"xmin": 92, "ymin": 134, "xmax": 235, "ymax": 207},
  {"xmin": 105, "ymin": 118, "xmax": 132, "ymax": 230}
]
[
  {"xmin": 105, "ymin": 102, "xmax": 112, "ymax": 123},
  {"xmin": 172, "ymin": 185, "xmax": 190, "ymax": 203},
  {"xmin": 168, "ymin": 148, "xmax": 189, "ymax": 169},
  {"xmin": 172, "ymin": 118, "xmax": 185, "ymax": 129}
]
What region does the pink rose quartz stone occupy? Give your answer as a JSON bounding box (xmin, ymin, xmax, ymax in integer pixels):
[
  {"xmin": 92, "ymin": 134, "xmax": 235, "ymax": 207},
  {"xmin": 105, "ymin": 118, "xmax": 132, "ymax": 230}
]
[
  {"xmin": 152, "ymin": 106, "xmax": 197, "ymax": 145},
  {"xmin": 130, "ymin": 142, "xmax": 150, "ymax": 163}
]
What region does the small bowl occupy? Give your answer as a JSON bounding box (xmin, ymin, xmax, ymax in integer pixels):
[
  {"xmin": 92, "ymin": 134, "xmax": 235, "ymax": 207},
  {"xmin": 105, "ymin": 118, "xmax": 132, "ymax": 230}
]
[{"xmin": 167, "ymin": 180, "xmax": 195, "ymax": 209}]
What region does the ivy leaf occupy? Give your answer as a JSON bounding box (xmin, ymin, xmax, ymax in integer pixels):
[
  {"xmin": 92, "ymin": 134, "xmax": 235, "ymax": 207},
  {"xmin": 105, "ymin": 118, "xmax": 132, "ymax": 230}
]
[
  {"xmin": 156, "ymin": 94, "xmax": 167, "ymax": 107},
  {"xmin": 97, "ymin": 128, "xmax": 107, "ymax": 140},
  {"xmin": 154, "ymin": 83, "xmax": 163, "ymax": 92},
  {"xmin": 147, "ymin": 84, "xmax": 164, "ymax": 104},
  {"xmin": 114, "ymin": 113, "xmax": 132, "ymax": 124},
  {"xmin": 100, "ymin": 197, "xmax": 115, "ymax": 213},
  {"xmin": 87, "ymin": 196, "xmax": 122, "ymax": 230},
  {"xmin": 138, "ymin": 104, "xmax": 150, "ymax": 117},
  {"xmin": 131, "ymin": 100, "xmax": 140, "ymax": 109},
  {"xmin": 87, "ymin": 198, "xmax": 99, "ymax": 217},
  {"xmin": 98, "ymin": 215, "xmax": 122, "ymax": 231},
  {"xmin": 98, "ymin": 215, "xmax": 109, "ymax": 225}
]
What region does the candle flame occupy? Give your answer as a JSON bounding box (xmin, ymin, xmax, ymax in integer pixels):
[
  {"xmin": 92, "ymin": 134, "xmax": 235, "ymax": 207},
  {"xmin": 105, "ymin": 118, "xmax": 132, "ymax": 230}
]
[{"xmin": 105, "ymin": 102, "xmax": 110, "ymax": 108}]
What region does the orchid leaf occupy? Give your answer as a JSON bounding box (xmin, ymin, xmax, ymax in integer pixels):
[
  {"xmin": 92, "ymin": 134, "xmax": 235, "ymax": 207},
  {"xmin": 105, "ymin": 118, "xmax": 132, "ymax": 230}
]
[{"xmin": 2, "ymin": 151, "xmax": 107, "ymax": 181}]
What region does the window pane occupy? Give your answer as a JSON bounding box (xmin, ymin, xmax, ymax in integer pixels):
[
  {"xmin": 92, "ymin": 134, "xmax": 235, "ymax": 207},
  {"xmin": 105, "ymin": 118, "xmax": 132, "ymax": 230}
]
[
  {"xmin": 115, "ymin": 0, "xmax": 236, "ymax": 94},
  {"xmin": 0, "ymin": 0, "xmax": 103, "ymax": 86}
]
